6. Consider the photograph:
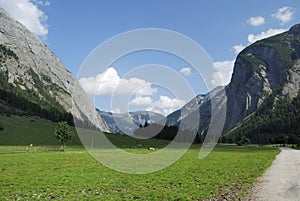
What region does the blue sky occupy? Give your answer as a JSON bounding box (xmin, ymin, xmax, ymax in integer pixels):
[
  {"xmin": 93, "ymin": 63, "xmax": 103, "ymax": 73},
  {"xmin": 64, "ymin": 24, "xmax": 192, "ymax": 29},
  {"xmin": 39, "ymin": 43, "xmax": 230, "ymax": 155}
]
[{"xmin": 0, "ymin": 0, "xmax": 299, "ymax": 115}]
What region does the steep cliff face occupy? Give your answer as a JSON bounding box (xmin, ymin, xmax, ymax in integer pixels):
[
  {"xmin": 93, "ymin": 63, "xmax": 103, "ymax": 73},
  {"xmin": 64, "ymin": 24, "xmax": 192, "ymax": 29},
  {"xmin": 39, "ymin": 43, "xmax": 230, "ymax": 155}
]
[
  {"xmin": 224, "ymin": 24, "xmax": 300, "ymax": 131},
  {"xmin": 165, "ymin": 24, "xmax": 300, "ymax": 139},
  {"xmin": 0, "ymin": 7, "xmax": 108, "ymax": 131}
]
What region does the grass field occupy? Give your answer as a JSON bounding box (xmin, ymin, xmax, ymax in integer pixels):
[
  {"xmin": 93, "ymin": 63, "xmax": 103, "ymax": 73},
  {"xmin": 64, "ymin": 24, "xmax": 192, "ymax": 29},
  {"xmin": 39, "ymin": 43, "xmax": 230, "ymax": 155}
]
[
  {"xmin": 0, "ymin": 115, "xmax": 280, "ymax": 200},
  {"xmin": 0, "ymin": 145, "xmax": 279, "ymax": 200},
  {"xmin": 0, "ymin": 115, "xmax": 171, "ymax": 148}
]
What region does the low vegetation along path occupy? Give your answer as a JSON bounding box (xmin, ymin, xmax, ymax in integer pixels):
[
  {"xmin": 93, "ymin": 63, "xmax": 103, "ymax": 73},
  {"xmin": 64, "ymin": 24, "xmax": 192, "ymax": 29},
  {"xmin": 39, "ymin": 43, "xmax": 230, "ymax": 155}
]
[{"xmin": 252, "ymin": 147, "xmax": 300, "ymax": 201}]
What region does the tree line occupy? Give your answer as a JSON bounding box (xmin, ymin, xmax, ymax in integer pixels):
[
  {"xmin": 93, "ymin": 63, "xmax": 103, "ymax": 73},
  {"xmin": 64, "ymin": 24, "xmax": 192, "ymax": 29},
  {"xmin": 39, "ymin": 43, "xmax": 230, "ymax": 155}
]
[
  {"xmin": 223, "ymin": 91, "xmax": 300, "ymax": 146},
  {"xmin": 134, "ymin": 123, "xmax": 201, "ymax": 144}
]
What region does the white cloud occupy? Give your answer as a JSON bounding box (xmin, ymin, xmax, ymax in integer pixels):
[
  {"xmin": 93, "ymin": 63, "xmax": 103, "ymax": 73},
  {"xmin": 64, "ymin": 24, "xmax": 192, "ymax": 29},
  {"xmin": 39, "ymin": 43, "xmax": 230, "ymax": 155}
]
[
  {"xmin": 247, "ymin": 28, "xmax": 287, "ymax": 44},
  {"xmin": 247, "ymin": 16, "xmax": 265, "ymax": 26},
  {"xmin": 0, "ymin": 0, "xmax": 49, "ymax": 36},
  {"xmin": 129, "ymin": 96, "xmax": 153, "ymax": 106},
  {"xmin": 211, "ymin": 60, "xmax": 235, "ymax": 86},
  {"xmin": 31, "ymin": 0, "xmax": 50, "ymax": 6},
  {"xmin": 180, "ymin": 67, "xmax": 192, "ymax": 76},
  {"xmin": 272, "ymin": 6, "xmax": 294, "ymax": 25},
  {"xmin": 78, "ymin": 67, "xmax": 157, "ymax": 96},
  {"xmin": 118, "ymin": 78, "xmax": 157, "ymax": 96},
  {"xmin": 79, "ymin": 67, "xmax": 120, "ymax": 96},
  {"xmin": 232, "ymin": 44, "xmax": 245, "ymax": 54},
  {"xmin": 145, "ymin": 96, "xmax": 186, "ymax": 116}
]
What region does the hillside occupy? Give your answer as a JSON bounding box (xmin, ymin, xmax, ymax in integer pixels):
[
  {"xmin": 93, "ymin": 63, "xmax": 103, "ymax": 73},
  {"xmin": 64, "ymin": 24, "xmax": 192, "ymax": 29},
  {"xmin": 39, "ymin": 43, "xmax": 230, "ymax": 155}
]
[
  {"xmin": 0, "ymin": 7, "xmax": 108, "ymax": 131},
  {"xmin": 223, "ymin": 86, "xmax": 300, "ymax": 145},
  {"xmin": 0, "ymin": 115, "xmax": 81, "ymax": 145}
]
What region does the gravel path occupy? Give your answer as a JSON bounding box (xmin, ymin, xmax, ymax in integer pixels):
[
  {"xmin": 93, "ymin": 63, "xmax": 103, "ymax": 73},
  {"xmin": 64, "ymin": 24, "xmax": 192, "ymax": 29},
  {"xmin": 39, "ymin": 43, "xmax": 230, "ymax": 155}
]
[{"xmin": 251, "ymin": 147, "xmax": 300, "ymax": 201}]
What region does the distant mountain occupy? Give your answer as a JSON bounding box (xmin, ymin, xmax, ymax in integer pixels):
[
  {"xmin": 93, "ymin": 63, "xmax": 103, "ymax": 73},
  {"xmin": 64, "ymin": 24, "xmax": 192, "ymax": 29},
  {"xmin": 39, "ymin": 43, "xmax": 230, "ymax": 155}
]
[
  {"xmin": 0, "ymin": 7, "xmax": 108, "ymax": 131},
  {"xmin": 166, "ymin": 86, "xmax": 225, "ymax": 136},
  {"xmin": 166, "ymin": 24, "xmax": 300, "ymax": 144},
  {"xmin": 98, "ymin": 110, "xmax": 165, "ymax": 135}
]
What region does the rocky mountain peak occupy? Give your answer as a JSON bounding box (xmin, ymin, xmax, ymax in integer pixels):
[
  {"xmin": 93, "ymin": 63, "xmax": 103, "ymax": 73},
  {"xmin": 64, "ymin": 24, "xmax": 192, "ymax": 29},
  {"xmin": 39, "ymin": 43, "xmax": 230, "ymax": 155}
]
[
  {"xmin": 0, "ymin": 7, "xmax": 108, "ymax": 131},
  {"xmin": 165, "ymin": 24, "xmax": 300, "ymax": 139},
  {"xmin": 225, "ymin": 23, "xmax": 300, "ymax": 131},
  {"xmin": 288, "ymin": 23, "xmax": 300, "ymax": 36}
]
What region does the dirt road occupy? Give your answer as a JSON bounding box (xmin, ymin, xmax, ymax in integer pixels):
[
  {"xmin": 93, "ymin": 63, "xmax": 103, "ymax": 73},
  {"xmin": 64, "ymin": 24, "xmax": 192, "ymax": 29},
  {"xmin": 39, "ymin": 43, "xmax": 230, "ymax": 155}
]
[{"xmin": 251, "ymin": 147, "xmax": 300, "ymax": 201}]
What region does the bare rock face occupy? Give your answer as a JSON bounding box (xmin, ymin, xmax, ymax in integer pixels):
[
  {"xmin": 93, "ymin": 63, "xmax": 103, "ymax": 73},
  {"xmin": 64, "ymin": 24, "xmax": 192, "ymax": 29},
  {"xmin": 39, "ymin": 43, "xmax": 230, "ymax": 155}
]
[
  {"xmin": 0, "ymin": 7, "xmax": 108, "ymax": 131},
  {"xmin": 224, "ymin": 24, "xmax": 300, "ymax": 131}
]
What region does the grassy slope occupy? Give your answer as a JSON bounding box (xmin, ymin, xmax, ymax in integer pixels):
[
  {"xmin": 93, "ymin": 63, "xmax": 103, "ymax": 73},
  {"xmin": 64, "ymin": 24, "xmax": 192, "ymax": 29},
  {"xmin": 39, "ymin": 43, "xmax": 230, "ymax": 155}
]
[
  {"xmin": 0, "ymin": 115, "xmax": 82, "ymax": 145},
  {"xmin": 0, "ymin": 145, "xmax": 279, "ymax": 200}
]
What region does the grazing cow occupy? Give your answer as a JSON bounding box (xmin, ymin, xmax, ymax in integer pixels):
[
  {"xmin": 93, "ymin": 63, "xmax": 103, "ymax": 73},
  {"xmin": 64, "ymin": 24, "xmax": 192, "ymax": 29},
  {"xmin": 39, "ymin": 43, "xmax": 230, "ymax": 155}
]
[{"xmin": 148, "ymin": 147, "xmax": 155, "ymax": 150}]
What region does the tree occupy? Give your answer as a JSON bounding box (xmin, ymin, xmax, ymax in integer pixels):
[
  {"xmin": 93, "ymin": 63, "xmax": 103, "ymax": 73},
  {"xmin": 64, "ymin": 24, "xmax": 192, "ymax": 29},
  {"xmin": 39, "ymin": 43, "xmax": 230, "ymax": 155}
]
[
  {"xmin": 54, "ymin": 121, "xmax": 72, "ymax": 149},
  {"xmin": 0, "ymin": 123, "xmax": 3, "ymax": 131}
]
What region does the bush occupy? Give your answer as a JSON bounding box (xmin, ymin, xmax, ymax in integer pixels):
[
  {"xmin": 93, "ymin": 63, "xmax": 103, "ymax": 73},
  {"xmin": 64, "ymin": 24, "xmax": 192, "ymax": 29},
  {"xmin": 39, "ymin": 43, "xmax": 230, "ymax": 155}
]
[{"xmin": 0, "ymin": 124, "xmax": 4, "ymax": 131}]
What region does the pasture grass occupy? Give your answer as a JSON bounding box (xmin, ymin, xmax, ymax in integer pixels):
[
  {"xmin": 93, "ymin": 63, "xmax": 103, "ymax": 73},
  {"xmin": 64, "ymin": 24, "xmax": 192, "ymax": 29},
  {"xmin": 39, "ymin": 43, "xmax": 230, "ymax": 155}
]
[
  {"xmin": 0, "ymin": 115, "xmax": 280, "ymax": 199},
  {"xmin": 0, "ymin": 145, "xmax": 279, "ymax": 200}
]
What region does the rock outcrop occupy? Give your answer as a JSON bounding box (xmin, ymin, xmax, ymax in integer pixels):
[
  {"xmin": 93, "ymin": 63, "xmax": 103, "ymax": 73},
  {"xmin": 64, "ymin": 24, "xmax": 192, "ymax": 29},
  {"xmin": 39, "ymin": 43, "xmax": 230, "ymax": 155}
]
[{"xmin": 0, "ymin": 7, "xmax": 108, "ymax": 131}]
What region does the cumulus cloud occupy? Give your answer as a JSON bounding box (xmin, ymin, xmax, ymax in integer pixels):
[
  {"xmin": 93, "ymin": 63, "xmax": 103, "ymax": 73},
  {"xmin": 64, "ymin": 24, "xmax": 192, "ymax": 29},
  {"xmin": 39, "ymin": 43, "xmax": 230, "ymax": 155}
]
[
  {"xmin": 272, "ymin": 6, "xmax": 294, "ymax": 25},
  {"xmin": 145, "ymin": 96, "xmax": 186, "ymax": 116},
  {"xmin": 247, "ymin": 28, "xmax": 287, "ymax": 44},
  {"xmin": 232, "ymin": 44, "xmax": 245, "ymax": 54},
  {"xmin": 78, "ymin": 67, "xmax": 157, "ymax": 96},
  {"xmin": 180, "ymin": 67, "xmax": 192, "ymax": 76},
  {"xmin": 0, "ymin": 0, "xmax": 49, "ymax": 36},
  {"xmin": 129, "ymin": 96, "xmax": 153, "ymax": 106},
  {"xmin": 118, "ymin": 78, "xmax": 157, "ymax": 96},
  {"xmin": 247, "ymin": 16, "xmax": 265, "ymax": 26},
  {"xmin": 211, "ymin": 60, "xmax": 235, "ymax": 86},
  {"xmin": 79, "ymin": 67, "xmax": 120, "ymax": 96}
]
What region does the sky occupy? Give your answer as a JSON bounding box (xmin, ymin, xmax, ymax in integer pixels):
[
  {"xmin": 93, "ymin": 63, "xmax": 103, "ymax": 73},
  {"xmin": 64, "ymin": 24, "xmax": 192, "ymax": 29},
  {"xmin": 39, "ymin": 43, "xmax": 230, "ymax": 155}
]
[{"xmin": 0, "ymin": 0, "xmax": 299, "ymax": 116}]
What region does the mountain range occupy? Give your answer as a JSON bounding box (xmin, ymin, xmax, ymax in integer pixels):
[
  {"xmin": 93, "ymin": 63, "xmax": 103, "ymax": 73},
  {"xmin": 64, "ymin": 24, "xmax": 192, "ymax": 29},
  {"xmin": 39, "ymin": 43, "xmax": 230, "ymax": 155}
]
[
  {"xmin": 1, "ymin": 5, "xmax": 299, "ymax": 145},
  {"xmin": 97, "ymin": 110, "xmax": 165, "ymax": 135}
]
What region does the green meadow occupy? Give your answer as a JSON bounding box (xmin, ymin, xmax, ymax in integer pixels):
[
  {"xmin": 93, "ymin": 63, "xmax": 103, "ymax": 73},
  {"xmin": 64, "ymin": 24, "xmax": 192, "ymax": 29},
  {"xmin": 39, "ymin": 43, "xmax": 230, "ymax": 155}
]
[
  {"xmin": 0, "ymin": 146, "xmax": 279, "ymax": 200},
  {"xmin": 0, "ymin": 115, "xmax": 280, "ymax": 200}
]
